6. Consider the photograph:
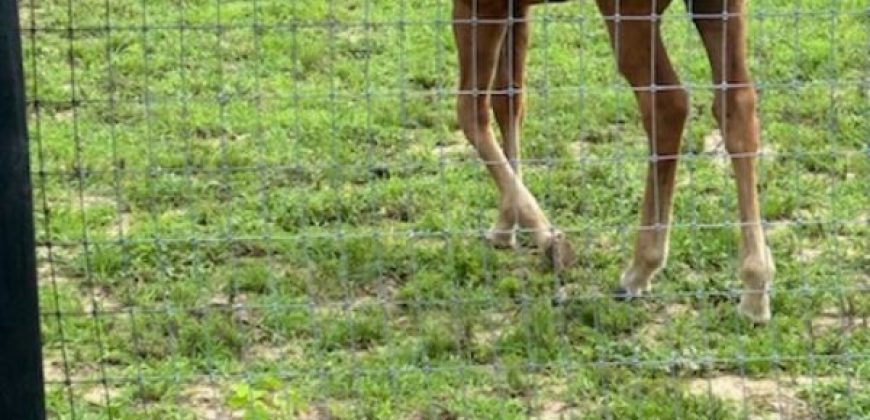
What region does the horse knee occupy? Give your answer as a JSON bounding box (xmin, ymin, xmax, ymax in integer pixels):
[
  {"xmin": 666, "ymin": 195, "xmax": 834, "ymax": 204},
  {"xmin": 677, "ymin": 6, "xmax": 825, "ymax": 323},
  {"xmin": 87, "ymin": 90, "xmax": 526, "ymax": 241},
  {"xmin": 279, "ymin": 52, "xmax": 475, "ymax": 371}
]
[
  {"xmin": 647, "ymin": 88, "xmax": 689, "ymax": 156},
  {"xmin": 656, "ymin": 88, "xmax": 689, "ymax": 128},
  {"xmin": 660, "ymin": 88, "xmax": 689, "ymax": 118},
  {"xmin": 714, "ymin": 88, "xmax": 760, "ymax": 154}
]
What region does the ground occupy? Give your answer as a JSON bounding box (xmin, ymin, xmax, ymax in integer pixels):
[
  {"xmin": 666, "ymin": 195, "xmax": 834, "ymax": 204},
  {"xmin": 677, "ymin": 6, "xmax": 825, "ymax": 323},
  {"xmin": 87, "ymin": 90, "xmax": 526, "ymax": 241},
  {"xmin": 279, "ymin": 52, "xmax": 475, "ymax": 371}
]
[{"xmin": 22, "ymin": 0, "xmax": 868, "ymax": 418}]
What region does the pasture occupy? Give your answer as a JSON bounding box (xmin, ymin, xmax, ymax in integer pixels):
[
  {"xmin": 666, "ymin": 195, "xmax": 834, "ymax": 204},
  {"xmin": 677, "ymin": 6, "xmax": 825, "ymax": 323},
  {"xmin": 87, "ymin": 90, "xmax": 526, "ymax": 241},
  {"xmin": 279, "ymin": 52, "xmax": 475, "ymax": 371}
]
[{"xmin": 24, "ymin": 0, "xmax": 868, "ymax": 418}]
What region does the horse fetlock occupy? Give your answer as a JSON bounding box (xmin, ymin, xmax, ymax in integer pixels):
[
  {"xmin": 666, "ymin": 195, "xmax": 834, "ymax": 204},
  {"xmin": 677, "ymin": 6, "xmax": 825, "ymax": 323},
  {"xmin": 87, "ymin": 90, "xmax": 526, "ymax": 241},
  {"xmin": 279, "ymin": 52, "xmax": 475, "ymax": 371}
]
[
  {"xmin": 737, "ymin": 247, "xmax": 774, "ymax": 324},
  {"xmin": 739, "ymin": 249, "xmax": 774, "ymax": 290}
]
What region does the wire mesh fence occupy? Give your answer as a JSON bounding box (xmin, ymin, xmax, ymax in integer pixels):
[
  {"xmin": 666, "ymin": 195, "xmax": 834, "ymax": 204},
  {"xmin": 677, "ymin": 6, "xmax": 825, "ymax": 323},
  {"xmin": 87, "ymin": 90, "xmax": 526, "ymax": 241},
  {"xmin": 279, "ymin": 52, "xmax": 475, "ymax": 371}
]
[{"xmin": 18, "ymin": 0, "xmax": 868, "ymax": 418}]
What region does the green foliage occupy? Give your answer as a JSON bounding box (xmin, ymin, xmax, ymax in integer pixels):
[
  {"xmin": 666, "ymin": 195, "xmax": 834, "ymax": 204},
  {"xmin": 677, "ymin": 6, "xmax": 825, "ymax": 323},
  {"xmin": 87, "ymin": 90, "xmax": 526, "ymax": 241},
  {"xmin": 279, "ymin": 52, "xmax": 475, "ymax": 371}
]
[{"xmin": 29, "ymin": 0, "xmax": 867, "ymax": 418}]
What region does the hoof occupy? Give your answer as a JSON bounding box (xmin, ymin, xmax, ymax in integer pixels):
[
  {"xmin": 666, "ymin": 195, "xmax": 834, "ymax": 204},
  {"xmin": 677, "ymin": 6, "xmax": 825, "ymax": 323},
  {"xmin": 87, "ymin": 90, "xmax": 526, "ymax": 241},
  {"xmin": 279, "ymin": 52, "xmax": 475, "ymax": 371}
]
[
  {"xmin": 611, "ymin": 283, "xmax": 652, "ymax": 302},
  {"xmin": 612, "ymin": 286, "xmax": 633, "ymax": 302},
  {"xmin": 483, "ymin": 228, "xmax": 517, "ymax": 250},
  {"xmin": 543, "ymin": 232, "xmax": 575, "ymax": 272},
  {"xmin": 738, "ymin": 292, "xmax": 771, "ymax": 325},
  {"xmin": 617, "ymin": 266, "xmax": 654, "ymax": 297}
]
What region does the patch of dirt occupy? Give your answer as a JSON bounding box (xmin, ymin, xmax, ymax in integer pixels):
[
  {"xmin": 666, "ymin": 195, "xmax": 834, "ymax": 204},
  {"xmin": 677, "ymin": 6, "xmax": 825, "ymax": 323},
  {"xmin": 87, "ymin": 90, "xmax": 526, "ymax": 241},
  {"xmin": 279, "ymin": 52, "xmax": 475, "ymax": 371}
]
[
  {"xmin": 208, "ymin": 293, "xmax": 248, "ymax": 307},
  {"xmin": 42, "ymin": 350, "xmax": 70, "ymax": 383},
  {"xmin": 530, "ymin": 376, "xmax": 589, "ymax": 420},
  {"xmin": 702, "ymin": 129, "xmax": 776, "ymax": 168},
  {"xmin": 42, "ymin": 349, "xmax": 102, "ymax": 384},
  {"xmin": 82, "ymin": 385, "xmax": 122, "ymax": 406},
  {"xmin": 52, "ymin": 109, "xmax": 74, "ymax": 121},
  {"xmin": 38, "ymin": 245, "xmax": 126, "ymax": 314},
  {"xmin": 244, "ymin": 344, "xmax": 283, "ymax": 363},
  {"xmin": 664, "ymin": 302, "xmax": 692, "ymax": 317},
  {"xmin": 183, "ymin": 384, "xmax": 221, "ymax": 405},
  {"xmin": 688, "ymin": 375, "xmax": 812, "ymax": 419},
  {"xmin": 636, "ymin": 303, "xmax": 695, "ymax": 347},
  {"xmin": 832, "ymin": 235, "xmax": 866, "ymax": 259},
  {"xmin": 532, "ymin": 404, "xmax": 586, "ymax": 420},
  {"xmin": 243, "ymin": 342, "xmax": 304, "ymax": 364},
  {"xmin": 297, "ymin": 404, "xmax": 333, "ymax": 420},
  {"xmin": 80, "ymin": 194, "xmax": 116, "ymax": 208},
  {"xmin": 796, "ymin": 247, "xmax": 823, "ymax": 263},
  {"xmin": 433, "ymin": 142, "xmax": 476, "ymax": 160},
  {"xmin": 533, "ymin": 400, "xmax": 569, "ymax": 420},
  {"xmin": 106, "ymin": 212, "xmax": 133, "ymax": 239},
  {"xmin": 702, "ymin": 130, "xmax": 728, "ymax": 167},
  {"xmin": 42, "ymin": 362, "xmax": 67, "ymax": 383},
  {"xmin": 76, "ymin": 194, "xmax": 134, "ymax": 239},
  {"xmin": 82, "ymin": 287, "xmax": 122, "ymax": 314},
  {"xmin": 809, "ymin": 307, "xmax": 857, "ymax": 335},
  {"xmin": 208, "ymin": 293, "xmax": 253, "ymax": 324},
  {"xmin": 792, "ymin": 377, "xmax": 839, "ymax": 388},
  {"xmin": 182, "ymin": 383, "xmax": 243, "ymax": 420},
  {"xmin": 552, "ymin": 282, "xmax": 583, "ymax": 307},
  {"xmin": 420, "ymin": 130, "xmax": 476, "ymax": 161},
  {"xmin": 568, "ymin": 141, "xmax": 589, "ymax": 158},
  {"xmin": 36, "ymin": 246, "xmax": 72, "ymax": 286},
  {"xmin": 356, "ymin": 278, "xmax": 399, "ymax": 304},
  {"xmin": 474, "ymin": 312, "xmax": 510, "ymax": 348},
  {"xmin": 636, "ymin": 324, "xmax": 662, "ymax": 347}
]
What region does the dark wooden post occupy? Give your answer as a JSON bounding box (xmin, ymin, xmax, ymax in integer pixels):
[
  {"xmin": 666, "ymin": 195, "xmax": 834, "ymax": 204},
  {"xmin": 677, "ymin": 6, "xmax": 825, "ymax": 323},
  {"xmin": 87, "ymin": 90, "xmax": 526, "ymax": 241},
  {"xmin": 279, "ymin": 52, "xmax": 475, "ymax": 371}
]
[{"xmin": 0, "ymin": 0, "xmax": 46, "ymax": 418}]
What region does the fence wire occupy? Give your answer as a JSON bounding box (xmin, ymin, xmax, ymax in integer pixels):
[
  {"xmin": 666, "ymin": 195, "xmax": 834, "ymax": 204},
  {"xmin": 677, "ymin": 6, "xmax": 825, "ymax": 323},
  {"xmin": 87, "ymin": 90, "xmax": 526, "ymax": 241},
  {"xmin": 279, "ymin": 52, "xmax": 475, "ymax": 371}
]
[{"xmin": 21, "ymin": 0, "xmax": 869, "ymax": 418}]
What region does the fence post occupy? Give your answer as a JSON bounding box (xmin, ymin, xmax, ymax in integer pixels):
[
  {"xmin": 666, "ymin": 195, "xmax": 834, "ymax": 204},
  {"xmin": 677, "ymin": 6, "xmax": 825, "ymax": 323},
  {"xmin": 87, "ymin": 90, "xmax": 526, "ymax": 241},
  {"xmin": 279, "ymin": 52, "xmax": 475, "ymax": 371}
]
[{"xmin": 0, "ymin": 0, "xmax": 46, "ymax": 418}]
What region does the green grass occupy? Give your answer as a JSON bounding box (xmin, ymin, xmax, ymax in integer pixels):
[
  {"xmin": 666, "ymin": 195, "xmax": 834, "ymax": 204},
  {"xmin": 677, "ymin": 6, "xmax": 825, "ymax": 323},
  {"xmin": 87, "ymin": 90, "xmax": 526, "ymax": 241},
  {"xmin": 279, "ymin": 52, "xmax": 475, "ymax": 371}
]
[{"xmin": 23, "ymin": 0, "xmax": 868, "ymax": 418}]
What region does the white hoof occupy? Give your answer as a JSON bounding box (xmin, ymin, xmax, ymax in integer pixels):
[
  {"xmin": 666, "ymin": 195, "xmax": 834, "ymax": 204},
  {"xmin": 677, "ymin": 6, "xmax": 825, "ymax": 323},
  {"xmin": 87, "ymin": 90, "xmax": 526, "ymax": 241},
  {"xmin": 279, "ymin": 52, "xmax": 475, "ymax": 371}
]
[
  {"xmin": 484, "ymin": 228, "xmax": 517, "ymax": 249},
  {"xmin": 737, "ymin": 246, "xmax": 774, "ymax": 324},
  {"xmin": 619, "ymin": 270, "xmax": 653, "ymax": 297},
  {"xmin": 738, "ymin": 291, "xmax": 771, "ymax": 324}
]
